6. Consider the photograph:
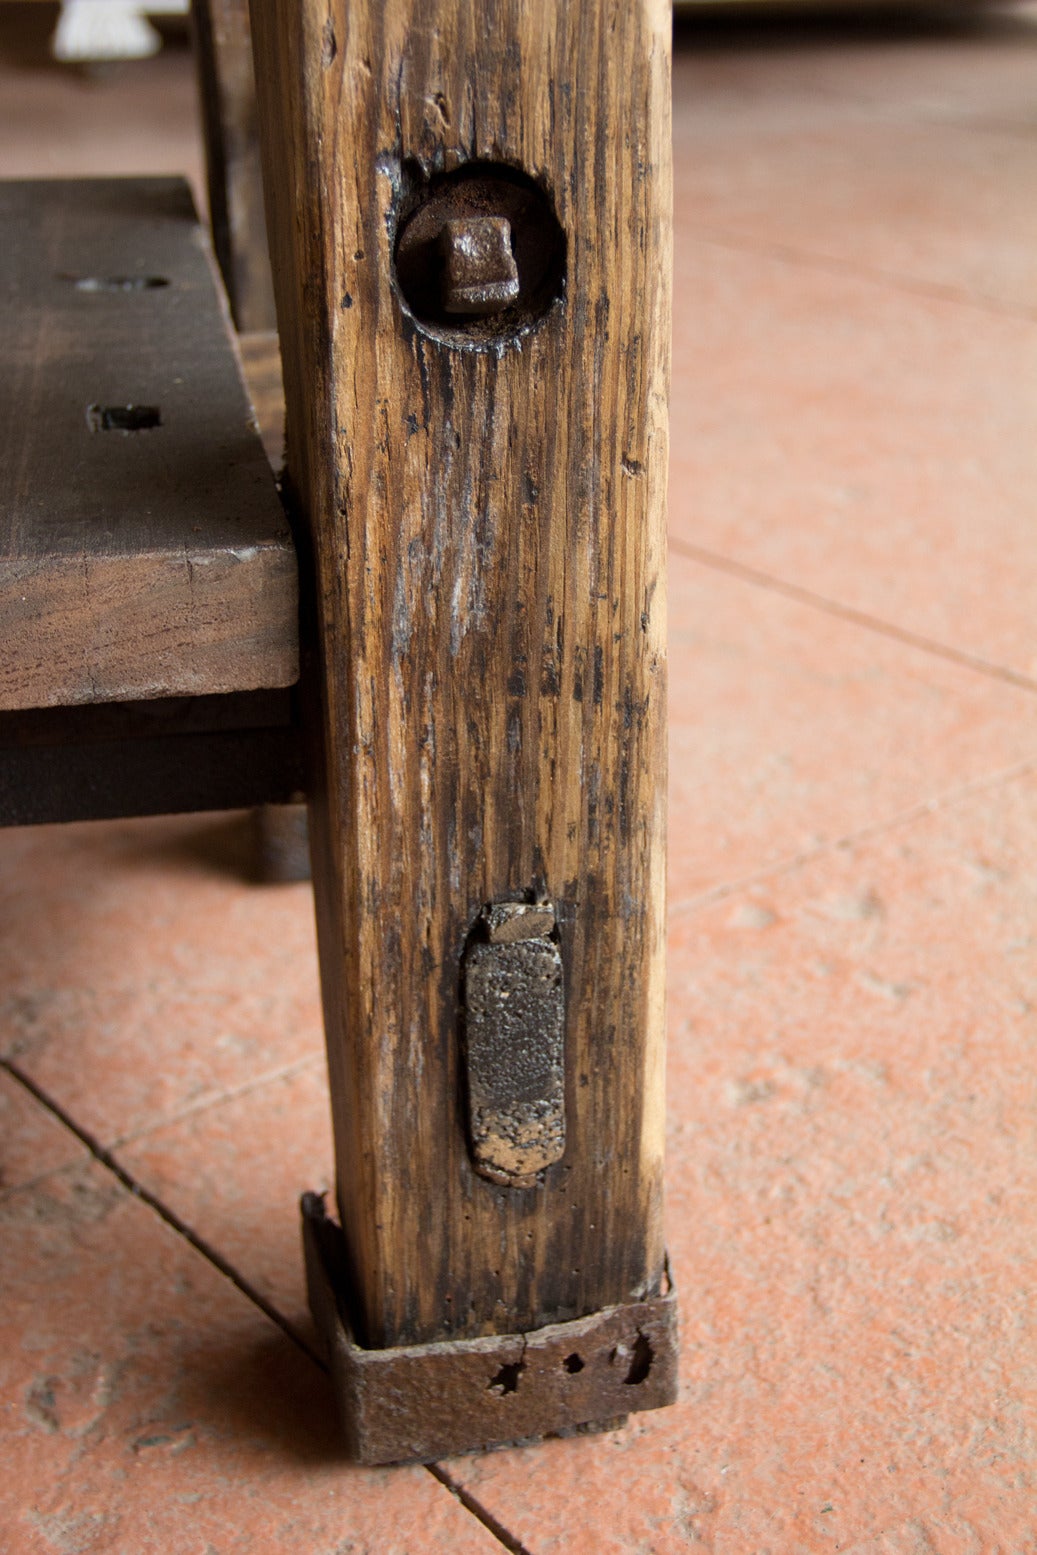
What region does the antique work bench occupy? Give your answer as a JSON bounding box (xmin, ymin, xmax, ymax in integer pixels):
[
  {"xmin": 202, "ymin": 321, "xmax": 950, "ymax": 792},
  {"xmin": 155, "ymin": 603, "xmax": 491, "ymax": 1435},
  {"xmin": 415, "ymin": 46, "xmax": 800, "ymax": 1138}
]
[{"xmin": 0, "ymin": 0, "xmax": 677, "ymax": 1462}]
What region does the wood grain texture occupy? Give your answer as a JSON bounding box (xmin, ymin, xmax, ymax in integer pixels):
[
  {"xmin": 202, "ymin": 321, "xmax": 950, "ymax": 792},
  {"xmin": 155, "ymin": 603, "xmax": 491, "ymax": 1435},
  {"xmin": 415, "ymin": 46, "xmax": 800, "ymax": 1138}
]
[
  {"xmin": 237, "ymin": 329, "xmax": 285, "ymax": 472},
  {"xmin": 252, "ymin": 0, "xmax": 671, "ymax": 1348},
  {"xmin": 0, "ymin": 178, "xmax": 298, "ymax": 711},
  {"xmin": 192, "ymin": 0, "xmax": 278, "ymax": 334}
]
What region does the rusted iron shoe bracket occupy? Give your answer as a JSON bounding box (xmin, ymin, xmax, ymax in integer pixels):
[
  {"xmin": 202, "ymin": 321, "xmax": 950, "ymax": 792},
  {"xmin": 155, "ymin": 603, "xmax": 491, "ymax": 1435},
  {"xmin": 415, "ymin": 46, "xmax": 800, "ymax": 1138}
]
[{"xmin": 301, "ymin": 1194, "xmax": 679, "ymax": 1465}]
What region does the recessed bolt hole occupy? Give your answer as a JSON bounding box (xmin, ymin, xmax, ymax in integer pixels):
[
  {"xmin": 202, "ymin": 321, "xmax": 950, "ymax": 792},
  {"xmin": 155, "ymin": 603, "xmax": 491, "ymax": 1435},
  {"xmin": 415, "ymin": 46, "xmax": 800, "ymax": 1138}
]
[
  {"xmin": 563, "ymin": 1352, "xmax": 585, "ymax": 1374},
  {"xmin": 394, "ymin": 161, "xmax": 565, "ymax": 348},
  {"xmin": 87, "ymin": 404, "xmax": 162, "ymax": 433},
  {"xmin": 69, "ymin": 275, "xmax": 169, "ymax": 292},
  {"xmin": 487, "ymin": 1361, "xmax": 524, "ymax": 1396}
]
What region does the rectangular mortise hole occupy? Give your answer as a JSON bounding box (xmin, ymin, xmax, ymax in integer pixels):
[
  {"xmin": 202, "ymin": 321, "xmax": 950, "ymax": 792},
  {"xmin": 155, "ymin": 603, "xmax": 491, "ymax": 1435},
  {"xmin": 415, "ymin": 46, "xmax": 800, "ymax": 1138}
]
[
  {"xmin": 70, "ymin": 275, "xmax": 169, "ymax": 293},
  {"xmin": 87, "ymin": 404, "xmax": 162, "ymax": 432}
]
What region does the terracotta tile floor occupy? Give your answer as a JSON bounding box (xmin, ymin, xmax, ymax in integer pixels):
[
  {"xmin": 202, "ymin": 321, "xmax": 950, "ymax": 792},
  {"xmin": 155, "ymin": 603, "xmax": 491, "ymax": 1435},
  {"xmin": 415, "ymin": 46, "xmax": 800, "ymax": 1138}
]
[{"xmin": 3, "ymin": 6, "xmax": 1037, "ymax": 1550}]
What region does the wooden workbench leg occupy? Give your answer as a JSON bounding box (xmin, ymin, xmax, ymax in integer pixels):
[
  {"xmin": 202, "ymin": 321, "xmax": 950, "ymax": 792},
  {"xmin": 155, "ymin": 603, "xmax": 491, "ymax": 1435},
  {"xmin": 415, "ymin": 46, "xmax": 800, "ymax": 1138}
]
[
  {"xmin": 191, "ymin": 0, "xmax": 276, "ymax": 334},
  {"xmin": 193, "ymin": 0, "xmax": 313, "ymax": 883},
  {"xmin": 250, "ymin": 0, "xmax": 674, "ymax": 1461}
]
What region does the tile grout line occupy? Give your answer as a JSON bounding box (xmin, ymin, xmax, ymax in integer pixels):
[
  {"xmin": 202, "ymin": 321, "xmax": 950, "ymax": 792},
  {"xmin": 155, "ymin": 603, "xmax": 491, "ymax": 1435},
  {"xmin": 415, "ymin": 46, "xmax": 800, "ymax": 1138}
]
[
  {"xmin": 427, "ymin": 1466, "xmax": 536, "ymax": 1555},
  {"xmin": 0, "ymin": 1151, "xmax": 91, "ymax": 1203},
  {"xmin": 668, "ymin": 535, "xmax": 1037, "ymax": 696},
  {"xmin": 923, "ymin": 111, "xmax": 1037, "ymax": 147},
  {"xmin": 1, "ymin": 1053, "xmax": 324, "ymax": 1363},
  {"xmin": 679, "ymin": 221, "xmax": 1037, "ymax": 324},
  {"xmin": 0, "ymin": 1058, "xmax": 533, "ymax": 1554},
  {"xmin": 108, "ymin": 1049, "xmax": 327, "ymax": 1151},
  {"xmin": 669, "ymin": 750, "xmax": 1037, "ymax": 920}
]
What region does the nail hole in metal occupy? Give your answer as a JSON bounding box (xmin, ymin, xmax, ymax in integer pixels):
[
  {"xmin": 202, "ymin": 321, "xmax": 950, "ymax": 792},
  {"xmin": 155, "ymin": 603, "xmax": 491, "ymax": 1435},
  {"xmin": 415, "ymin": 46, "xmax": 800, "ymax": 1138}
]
[
  {"xmin": 623, "ymin": 1333, "xmax": 653, "ymax": 1386},
  {"xmin": 487, "ymin": 1361, "xmax": 524, "ymax": 1396}
]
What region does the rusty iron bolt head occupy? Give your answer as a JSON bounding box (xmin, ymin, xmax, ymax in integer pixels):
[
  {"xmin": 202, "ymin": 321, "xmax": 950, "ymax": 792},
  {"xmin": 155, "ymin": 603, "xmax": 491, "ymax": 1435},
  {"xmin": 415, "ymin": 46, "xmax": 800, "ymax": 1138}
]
[
  {"xmin": 393, "ymin": 162, "xmax": 566, "ymax": 345},
  {"xmin": 438, "ymin": 216, "xmax": 520, "ymax": 316}
]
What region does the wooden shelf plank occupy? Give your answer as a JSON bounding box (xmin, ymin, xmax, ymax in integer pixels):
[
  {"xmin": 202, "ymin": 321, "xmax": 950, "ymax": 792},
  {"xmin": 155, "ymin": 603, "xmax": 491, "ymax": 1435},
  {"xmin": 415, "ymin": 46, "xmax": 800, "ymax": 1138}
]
[{"xmin": 0, "ymin": 177, "xmax": 298, "ymax": 711}]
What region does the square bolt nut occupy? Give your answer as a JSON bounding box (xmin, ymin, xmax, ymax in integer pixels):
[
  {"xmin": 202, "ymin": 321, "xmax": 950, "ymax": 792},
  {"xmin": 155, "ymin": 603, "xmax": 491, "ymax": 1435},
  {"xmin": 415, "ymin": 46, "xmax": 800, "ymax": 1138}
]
[{"xmin": 438, "ymin": 216, "xmax": 520, "ymax": 316}]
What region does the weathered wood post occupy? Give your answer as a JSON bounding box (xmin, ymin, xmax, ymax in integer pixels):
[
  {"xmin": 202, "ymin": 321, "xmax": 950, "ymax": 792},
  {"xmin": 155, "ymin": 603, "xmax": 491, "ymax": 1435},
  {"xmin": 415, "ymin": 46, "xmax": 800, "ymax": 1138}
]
[
  {"xmin": 250, "ymin": 0, "xmax": 675, "ymax": 1461},
  {"xmin": 192, "ymin": 0, "xmax": 277, "ymax": 334}
]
